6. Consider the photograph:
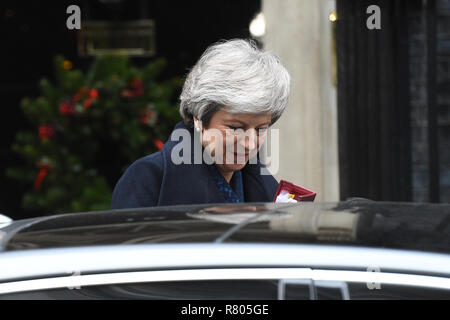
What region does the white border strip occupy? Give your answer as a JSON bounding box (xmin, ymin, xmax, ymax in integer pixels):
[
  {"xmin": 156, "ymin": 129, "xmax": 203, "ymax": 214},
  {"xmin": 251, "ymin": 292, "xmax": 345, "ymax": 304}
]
[{"xmin": 1, "ymin": 268, "xmax": 450, "ymax": 295}]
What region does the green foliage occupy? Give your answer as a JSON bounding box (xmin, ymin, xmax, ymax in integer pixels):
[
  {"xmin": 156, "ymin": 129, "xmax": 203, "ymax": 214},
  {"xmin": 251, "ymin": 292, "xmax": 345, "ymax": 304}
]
[{"xmin": 7, "ymin": 55, "xmax": 182, "ymax": 214}]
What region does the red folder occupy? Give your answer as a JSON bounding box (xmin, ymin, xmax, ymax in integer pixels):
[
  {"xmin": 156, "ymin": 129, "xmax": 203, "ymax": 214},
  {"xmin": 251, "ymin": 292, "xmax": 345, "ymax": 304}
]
[{"xmin": 272, "ymin": 180, "xmax": 316, "ymax": 202}]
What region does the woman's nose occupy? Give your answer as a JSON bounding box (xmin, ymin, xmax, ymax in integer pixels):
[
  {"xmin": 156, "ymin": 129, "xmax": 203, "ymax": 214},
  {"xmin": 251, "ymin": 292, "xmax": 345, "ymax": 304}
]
[{"xmin": 238, "ymin": 128, "xmax": 257, "ymax": 151}]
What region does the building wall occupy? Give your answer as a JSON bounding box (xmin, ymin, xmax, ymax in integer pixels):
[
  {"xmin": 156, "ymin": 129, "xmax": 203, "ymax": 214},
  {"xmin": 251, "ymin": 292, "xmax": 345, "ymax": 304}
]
[{"xmin": 262, "ymin": 0, "xmax": 340, "ymax": 201}]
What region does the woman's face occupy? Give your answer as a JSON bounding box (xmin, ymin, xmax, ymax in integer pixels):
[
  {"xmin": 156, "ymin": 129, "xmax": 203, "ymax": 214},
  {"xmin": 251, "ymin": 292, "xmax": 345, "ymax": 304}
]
[{"xmin": 197, "ymin": 109, "xmax": 271, "ymax": 175}]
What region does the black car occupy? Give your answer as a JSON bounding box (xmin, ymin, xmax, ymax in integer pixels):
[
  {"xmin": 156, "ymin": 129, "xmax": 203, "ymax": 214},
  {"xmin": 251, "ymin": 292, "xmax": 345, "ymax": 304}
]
[{"xmin": 0, "ymin": 200, "xmax": 449, "ymax": 299}]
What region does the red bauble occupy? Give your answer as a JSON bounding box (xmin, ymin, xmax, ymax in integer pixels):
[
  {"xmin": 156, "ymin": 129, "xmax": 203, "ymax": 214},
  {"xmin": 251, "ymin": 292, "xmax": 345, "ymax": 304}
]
[
  {"xmin": 39, "ymin": 125, "xmax": 55, "ymax": 140},
  {"xmin": 59, "ymin": 100, "xmax": 75, "ymax": 115},
  {"xmin": 140, "ymin": 110, "xmax": 153, "ymax": 124},
  {"xmin": 74, "ymin": 86, "xmax": 89, "ymax": 102},
  {"xmin": 153, "ymin": 138, "xmax": 164, "ymax": 151},
  {"xmin": 34, "ymin": 164, "xmax": 50, "ymax": 190},
  {"xmin": 83, "ymin": 98, "xmax": 92, "ymax": 109},
  {"xmin": 122, "ymin": 77, "xmax": 144, "ymax": 98},
  {"xmin": 89, "ymin": 89, "xmax": 99, "ymax": 99}
]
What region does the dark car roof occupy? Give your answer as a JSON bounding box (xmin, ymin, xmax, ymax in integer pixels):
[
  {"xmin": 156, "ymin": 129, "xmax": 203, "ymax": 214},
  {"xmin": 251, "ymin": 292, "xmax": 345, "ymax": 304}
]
[{"xmin": 1, "ymin": 200, "xmax": 449, "ymax": 254}]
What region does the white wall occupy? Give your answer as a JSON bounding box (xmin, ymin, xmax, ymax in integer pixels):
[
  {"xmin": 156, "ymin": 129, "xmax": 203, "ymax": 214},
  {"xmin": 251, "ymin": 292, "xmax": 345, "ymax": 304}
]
[{"xmin": 262, "ymin": 0, "xmax": 339, "ymax": 201}]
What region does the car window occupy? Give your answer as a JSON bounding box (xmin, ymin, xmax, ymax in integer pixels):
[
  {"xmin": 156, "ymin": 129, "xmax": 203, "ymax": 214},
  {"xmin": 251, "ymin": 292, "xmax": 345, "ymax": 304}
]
[
  {"xmin": 0, "ymin": 280, "xmax": 281, "ymax": 300},
  {"xmin": 2, "ymin": 280, "xmax": 450, "ymax": 300},
  {"xmin": 347, "ymin": 282, "xmax": 450, "ymax": 300},
  {"xmin": 281, "ymin": 280, "xmax": 350, "ymax": 300}
]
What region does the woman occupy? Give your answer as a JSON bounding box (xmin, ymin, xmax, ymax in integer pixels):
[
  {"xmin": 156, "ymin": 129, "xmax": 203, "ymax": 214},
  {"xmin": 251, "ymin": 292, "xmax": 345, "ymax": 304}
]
[{"xmin": 111, "ymin": 39, "xmax": 290, "ymax": 209}]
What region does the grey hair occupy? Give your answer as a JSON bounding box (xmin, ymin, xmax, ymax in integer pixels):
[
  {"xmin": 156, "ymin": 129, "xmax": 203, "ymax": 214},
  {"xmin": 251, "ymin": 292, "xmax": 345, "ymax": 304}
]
[{"xmin": 179, "ymin": 39, "xmax": 291, "ymax": 128}]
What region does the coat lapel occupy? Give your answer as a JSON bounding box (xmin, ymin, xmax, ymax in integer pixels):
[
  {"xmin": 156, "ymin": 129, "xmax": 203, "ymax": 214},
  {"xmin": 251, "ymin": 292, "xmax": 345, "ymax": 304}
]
[
  {"xmin": 157, "ymin": 122, "xmax": 226, "ymax": 205},
  {"xmin": 242, "ymin": 162, "xmax": 277, "ymax": 202}
]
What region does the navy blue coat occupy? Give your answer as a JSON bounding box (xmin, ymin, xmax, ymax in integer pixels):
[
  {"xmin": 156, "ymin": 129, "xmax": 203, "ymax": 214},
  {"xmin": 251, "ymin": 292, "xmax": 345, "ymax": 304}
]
[{"xmin": 111, "ymin": 121, "xmax": 279, "ymax": 209}]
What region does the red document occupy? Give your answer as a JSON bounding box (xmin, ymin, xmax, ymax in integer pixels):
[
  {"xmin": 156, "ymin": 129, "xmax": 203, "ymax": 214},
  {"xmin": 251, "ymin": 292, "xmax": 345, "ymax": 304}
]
[{"xmin": 273, "ymin": 180, "xmax": 316, "ymax": 202}]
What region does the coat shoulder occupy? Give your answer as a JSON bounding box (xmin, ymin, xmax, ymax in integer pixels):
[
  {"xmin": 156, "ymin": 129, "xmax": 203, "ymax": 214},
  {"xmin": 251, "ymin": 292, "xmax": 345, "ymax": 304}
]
[{"xmin": 111, "ymin": 152, "xmax": 164, "ymax": 209}]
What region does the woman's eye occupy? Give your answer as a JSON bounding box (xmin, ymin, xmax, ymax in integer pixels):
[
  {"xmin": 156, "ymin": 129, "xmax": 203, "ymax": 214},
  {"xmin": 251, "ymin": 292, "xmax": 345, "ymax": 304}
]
[{"xmin": 229, "ymin": 126, "xmax": 242, "ymax": 131}]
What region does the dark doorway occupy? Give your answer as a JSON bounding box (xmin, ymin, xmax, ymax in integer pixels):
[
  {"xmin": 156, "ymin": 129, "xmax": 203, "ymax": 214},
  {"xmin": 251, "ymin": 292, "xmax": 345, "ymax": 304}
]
[{"xmin": 336, "ymin": 0, "xmax": 450, "ymax": 203}]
